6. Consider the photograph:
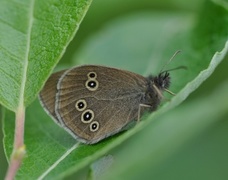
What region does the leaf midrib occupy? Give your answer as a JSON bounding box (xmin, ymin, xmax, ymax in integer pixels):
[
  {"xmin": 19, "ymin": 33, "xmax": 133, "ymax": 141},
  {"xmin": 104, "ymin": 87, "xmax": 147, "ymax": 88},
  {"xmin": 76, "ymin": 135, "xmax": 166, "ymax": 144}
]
[{"xmin": 18, "ymin": 0, "xmax": 35, "ymax": 110}]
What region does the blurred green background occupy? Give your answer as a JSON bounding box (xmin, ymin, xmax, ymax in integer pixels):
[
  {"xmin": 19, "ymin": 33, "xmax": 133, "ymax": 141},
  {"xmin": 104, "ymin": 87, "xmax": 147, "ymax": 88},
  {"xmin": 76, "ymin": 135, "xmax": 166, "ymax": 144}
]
[{"xmin": 1, "ymin": 0, "xmax": 228, "ymax": 179}]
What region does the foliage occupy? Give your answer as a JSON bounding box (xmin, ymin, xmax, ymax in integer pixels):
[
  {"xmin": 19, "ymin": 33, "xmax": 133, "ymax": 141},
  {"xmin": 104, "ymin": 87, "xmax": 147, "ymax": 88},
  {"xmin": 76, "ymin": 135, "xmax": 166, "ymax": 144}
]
[{"xmin": 0, "ymin": 0, "xmax": 227, "ymax": 179}]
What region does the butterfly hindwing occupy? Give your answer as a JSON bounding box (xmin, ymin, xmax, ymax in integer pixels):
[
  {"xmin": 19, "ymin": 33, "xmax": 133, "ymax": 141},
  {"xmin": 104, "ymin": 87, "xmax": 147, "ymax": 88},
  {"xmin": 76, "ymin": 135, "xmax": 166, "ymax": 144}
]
[{"xmin": 55, "ymin": 65, "xmax": 147, "ymax": 143}]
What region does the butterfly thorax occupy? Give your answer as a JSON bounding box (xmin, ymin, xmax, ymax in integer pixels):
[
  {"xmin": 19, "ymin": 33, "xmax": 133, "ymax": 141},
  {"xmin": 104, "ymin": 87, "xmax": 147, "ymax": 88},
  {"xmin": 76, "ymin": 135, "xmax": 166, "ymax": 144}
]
[{"xmin": 143, "ymin": 72, "xmax": 171, "ymax": 111}]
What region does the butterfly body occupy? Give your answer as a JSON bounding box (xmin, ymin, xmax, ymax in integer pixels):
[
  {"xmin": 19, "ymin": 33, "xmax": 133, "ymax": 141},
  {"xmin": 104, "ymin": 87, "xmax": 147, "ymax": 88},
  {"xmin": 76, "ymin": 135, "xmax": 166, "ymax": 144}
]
[{"xmin": 39, "ymin": 65, "xmax": 170, "ymax": 144}]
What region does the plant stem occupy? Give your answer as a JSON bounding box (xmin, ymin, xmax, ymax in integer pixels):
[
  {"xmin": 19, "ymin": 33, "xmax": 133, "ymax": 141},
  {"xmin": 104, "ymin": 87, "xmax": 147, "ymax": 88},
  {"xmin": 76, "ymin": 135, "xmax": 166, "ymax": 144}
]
[{"xmin": 5, "ymin": 107, "xmax": 26, "ymax": 180}]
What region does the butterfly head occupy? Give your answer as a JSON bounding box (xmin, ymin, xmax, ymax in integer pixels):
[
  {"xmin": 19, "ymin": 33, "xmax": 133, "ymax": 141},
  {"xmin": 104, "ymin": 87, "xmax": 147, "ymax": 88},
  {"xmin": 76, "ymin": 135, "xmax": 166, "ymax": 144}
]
[{"xmin": 153, "ymin": 71, "xmax": 171, "ymax": 90}]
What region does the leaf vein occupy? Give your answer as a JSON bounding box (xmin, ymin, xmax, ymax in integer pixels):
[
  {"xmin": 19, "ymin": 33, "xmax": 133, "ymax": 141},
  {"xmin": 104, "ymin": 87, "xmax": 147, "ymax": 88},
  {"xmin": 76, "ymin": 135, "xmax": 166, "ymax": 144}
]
[
  {"xmin": 0, "ymin": 46, "xmax": 22, "ymax": 63},
  {"xmin": 0, "ymin": 17, "xmax": 26, "ymax": 35},
  {"xmin": 0, "ymin": 67, "xmax": 20, "ymax": 87}
]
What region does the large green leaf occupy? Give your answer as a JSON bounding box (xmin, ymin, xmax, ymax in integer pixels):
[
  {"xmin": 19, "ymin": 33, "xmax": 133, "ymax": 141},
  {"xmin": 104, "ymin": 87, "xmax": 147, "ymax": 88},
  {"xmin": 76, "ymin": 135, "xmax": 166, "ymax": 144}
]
[
  {"xmin": 0, "ymin": 0, "xmax": 92, "ymax": 111},
  {"xmin": 101, "ymin": 79, "xmax": 228, "ymax": 180}
]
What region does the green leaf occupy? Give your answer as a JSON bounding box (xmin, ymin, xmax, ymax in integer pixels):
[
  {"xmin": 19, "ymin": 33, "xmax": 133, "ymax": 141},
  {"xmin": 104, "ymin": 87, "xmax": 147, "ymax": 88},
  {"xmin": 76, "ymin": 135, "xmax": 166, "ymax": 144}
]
[
  {"xmin": 87, "ymin": 155, "xmax": 114, "ymax": 180},
  {"xmin": 101, "ymin": 79, "xmax": 228, "ymax": 180},
  {"xmin": 0, "ymin": 0, "xmax": 92, "ymax": 111},
  {"xmin": 3, "ymin": 1, "xmax": 228, "ymax": 179},
  {"xmin": 212, "ymin": 0, "xmax": 228, "ymax": 10}
]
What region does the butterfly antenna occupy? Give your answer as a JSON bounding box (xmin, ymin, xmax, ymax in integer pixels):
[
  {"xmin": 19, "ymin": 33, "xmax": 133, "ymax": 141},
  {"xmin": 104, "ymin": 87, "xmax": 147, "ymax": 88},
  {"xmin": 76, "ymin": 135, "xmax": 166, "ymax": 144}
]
[
  {"xmin": 160, "ymin": 50, "xmax": 181, "ymax": 74},
  {"xmin": 160, "ymin": 65, "xmax": 187, "ymax": 74}
]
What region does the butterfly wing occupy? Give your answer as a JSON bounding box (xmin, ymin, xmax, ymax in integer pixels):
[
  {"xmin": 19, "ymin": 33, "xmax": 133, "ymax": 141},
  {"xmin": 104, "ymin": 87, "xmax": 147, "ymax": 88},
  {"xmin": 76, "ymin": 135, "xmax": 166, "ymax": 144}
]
[
  {"xmin": 39, "ymin": 70, "xmax": 66, "ymax": 124},
  {"xmin": 55, "ymin": 65, "xmax": 148, "ymax": 144}
]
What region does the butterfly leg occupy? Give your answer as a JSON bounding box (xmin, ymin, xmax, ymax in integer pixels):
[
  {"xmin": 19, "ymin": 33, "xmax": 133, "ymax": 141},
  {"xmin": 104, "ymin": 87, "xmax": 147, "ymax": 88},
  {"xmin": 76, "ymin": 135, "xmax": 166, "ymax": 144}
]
[{"xmin": 137, "ymin": 104, "xmax": 151, "ymax": 123}]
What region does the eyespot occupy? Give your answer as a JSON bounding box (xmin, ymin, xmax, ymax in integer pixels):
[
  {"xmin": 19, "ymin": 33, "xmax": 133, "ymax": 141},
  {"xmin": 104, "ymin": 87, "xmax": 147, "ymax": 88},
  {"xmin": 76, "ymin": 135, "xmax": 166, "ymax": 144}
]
[
  {"xmin": 87, "ymin": 72, "xmax": 97, "ymax": 79},
  {"xmin": 75, "ymin": 99, "xmax": 87, "ymax": 111},
  {"xmin": 85, "ymin": 79, "xmax": 99, "ymax": 91},
  {"xmin": 81, "ymin": 109, "xmax": 94, "ymax": 123},
  {"xmin": 90, "ymin": 121, "xmax": 99, "ymax": 132}
]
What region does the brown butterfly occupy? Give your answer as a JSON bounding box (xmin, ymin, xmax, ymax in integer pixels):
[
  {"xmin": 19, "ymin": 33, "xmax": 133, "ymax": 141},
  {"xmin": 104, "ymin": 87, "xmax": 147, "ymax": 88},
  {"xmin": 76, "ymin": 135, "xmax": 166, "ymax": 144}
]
[{"xmin": 39, "ymin": 64, "xmax": 173, "ymax": 144}]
